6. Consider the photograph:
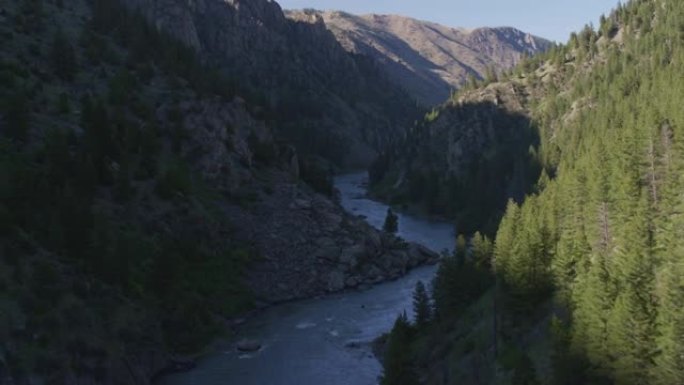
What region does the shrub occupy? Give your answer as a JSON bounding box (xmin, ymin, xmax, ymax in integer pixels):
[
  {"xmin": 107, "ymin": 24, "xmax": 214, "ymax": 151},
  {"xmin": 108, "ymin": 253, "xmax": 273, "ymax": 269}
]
[
  {"xmin": 155, "ymin": 159, "xmax": 193, "ymax": 200},
  {"xmin": 50, "ymin": 29, "xmax": 77, "ymax": 81}
]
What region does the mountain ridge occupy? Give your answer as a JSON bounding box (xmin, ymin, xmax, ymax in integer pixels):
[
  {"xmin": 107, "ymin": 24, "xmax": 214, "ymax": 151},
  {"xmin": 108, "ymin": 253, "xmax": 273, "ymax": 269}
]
[{"xmin": 286, "ymin": 10, "xmax": 552, "ymax": 105}]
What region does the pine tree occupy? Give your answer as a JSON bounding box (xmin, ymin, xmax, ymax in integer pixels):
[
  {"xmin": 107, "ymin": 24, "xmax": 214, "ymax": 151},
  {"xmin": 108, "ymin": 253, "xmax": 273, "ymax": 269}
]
[
  {"xmin": 651, "ymin": 151, "xmax": 684, "ymax": 384},
  {"xmin": 471, "ymin": 231, "xmax": 493, "ymax": 271},
  {"xmin": 412, "ymin": 281, "xmax": 431, "ymax": 329},
  {"xmin": 512, "ymin": 353, "xmax": 540, "ymax": 385},
  {"xmin": 553, "ymin": 213, "xmax": 591, "ymax": 302},
  {"xmin": 383, "ymin": 208, "xmax": 398, "ymax": 234},
  {"xmin": 454, "ymin": 234, "xmax": 467, "ymax": 265},
  {"xmin": 494, "ymin": 199, "xmax": 520, "ymax": 280},
  {"xmin": 51, "ymin": 29, "xmax": 78, "ymax": 81},
  {"xmin": 3, "ymin": 92, "xmax": 30, "ymax": 142},
  {"xmin": 570, "ymin": 252, "xmax": 614, "ymax": 378},
  {"xmin": 505, "ymin": 197, "xmax": 552, "ymax": 303},
  {"xmin": 606, "ymin": 193, "xmax": 657, "ymax": 385},
  {"xmin": 381, "ymin": 313, "xmax": 418, "ymax": 385},
  {"xmin": 485, "ymin": 65, "xmax": 498, "ymax": 84},
  {"xmin": 651, "ymin": 259, "xmax": 684, "ymax": 385}
]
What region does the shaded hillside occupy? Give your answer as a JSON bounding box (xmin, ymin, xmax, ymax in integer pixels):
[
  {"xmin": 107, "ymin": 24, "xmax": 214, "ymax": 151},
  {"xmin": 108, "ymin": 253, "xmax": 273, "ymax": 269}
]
[
  {"xmin": 370, "ymin": 79, "xmax": 544, "ymax": 234},
  {"xmin": 120, "ymin": 0, "xmax": 421, "ymax": 169},
  {"xmin": 286, "ymin": 10, "xmax": 551, "ymax": 105},
  {"xmin": 0, "ymin": 0, "xmax": 438, "ymax": 383}
]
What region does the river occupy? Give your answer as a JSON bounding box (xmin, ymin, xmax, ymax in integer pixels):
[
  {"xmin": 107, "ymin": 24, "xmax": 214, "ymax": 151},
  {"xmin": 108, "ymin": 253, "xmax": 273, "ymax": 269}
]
[{"xmin": 161, "ymin": 172, "xmax": 455, "ymax": 385}]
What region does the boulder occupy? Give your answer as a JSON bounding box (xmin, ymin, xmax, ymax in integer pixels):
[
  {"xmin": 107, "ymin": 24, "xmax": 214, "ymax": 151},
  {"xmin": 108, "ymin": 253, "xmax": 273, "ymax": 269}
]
[
  {"xmin": 407, "ymin": 243, "xmax": 439, "ymax": 266},
  {"xmin": 315, "ymin": 237, "xmax": 340, "ymax": 262},
  {"xmin": 294, "ymin": 199, "xmax": 312, "ymax": 209},
  {"xmin": 389, "ymin": 250, "xmax": 410, "ymax": 268},
  {"xmin": 339, "ymin": 245, "xmax": 364, "ymax": 267},
  {"xmin": 321, "ymin": 212, "xmax": 343, "ymax": 227},
  {"xmin": 326, "ymin": 271, "xmax": 346, "ymax": 292},
  {"xmin": 345, "ymin": 276, "xmax": 360, "ymax": 287},
  {"xmin": 375, "ymin": 253, "xmax": 394, "ymax": 271},
  {"xmin": 236, "ymin": 339, "xmax": 262, "ymax": 352},
  {"xmin": 365, "ymin": 231, "xmax": 382, "ymax": 253},
  {"xmin": 366, "ymin": 265, "xmax": 384, "ymax": 281}
]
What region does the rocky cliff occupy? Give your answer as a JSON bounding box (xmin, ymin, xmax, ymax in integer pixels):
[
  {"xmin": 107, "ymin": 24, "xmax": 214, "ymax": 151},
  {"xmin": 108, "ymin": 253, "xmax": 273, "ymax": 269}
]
[
  {"xmin": 118, "ymin": 0, "xmax": 421, "ymax": 169},
  {"xmin": 226, "ymin": 182, "xmax": 438, "ymax": 302},
  {"xmin": 0, "ymin": 0, "xmax": 437, "ymax": 384},
  {"xmin": 162, "ymin": 84, "xmax": 440, "ymax": 304},
  {"xmin": 285, "ymin": 11, "xmax": 552, "ymax": 105}
]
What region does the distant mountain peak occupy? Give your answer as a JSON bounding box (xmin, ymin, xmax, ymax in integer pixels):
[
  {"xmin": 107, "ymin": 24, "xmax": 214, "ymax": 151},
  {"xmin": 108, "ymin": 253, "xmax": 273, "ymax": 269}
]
[{"xmin": 286, "ymin": 10, "xmax": 551, "ymax": 105}]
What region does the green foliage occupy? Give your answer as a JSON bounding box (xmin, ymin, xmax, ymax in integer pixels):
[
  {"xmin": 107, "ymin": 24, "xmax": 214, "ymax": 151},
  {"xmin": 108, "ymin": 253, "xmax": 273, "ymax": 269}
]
[
  {"xmin": 404, "ymin": 2, "xmax": 684, "ymax": 384},
  {"xmin": 155, "ymin": 159, "xmax": 194, "ymax": 200},
  {"xmin": 371, "ymin": 101, "xmax": 541, "ymax": 235},
  {"xmin": 2, "ymin": 92, "xmax": 30, "ymax": 142},
  {"xmin": 55, "ymin": 92, "xmax": 70, "ymax": 115},
  {"xmin": 487, "ymin": 1, "xmax": 684, "ymax": 383},
  {"xmin": 512, "ymin": 353, "xmax": 540, "ymax": 385},
  {"xmin": 150, "ymin": 240, "xmax": 253, "ymax": 353},
  {"xmin": 16, "ymin": 0, "xmax": 45, "ymax": 34},
  {"xmin": 484, "ymin": 65, "xmax": 498, "ymax": 84},
  {"xmin": 471, "ymin": 231, "xmax": 494, "ymax": 270},
  {"xmin": 455, "ymin": 234, "xmax": 467, "ymax": 263},
  {"xmin": 381, "ymin": 313, "xmax": 419, "ymax": 385},
  {"xmin": 298, "ymin": 156, "xmax": 334, "ymax": 196},
  {"xmin": 425, "ymin": 108, "xmax": 439, "ymax": 122},
  {"xmin": 0, "ymin": 0, "xmax": 261, "ymax": 379},
  {"xmin": 107, "ymin": 69, "xmax": 137, "ymax": 105},
  {"xmin": 412, "ymin": 281, "xmax": 432, "ymax": 329},
  {"xmin": 432, "ymin": 248, "xmax": 492, "ymax": 321},
  {"xmin": 248, "ymin": 132, "xmax": 277, "ymax": 165},
  {"xmin": 50, "ymin": 29, "xmax": 77, "ymax": 81}
]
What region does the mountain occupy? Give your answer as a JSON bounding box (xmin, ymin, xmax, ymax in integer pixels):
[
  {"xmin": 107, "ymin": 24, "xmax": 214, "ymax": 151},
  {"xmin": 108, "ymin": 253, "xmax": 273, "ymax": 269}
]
[
  {"xmin": 119, "ymin": 0, "xmax": 421, "ymax": 169},
  {"xmin": 369, "ymin": 69, "xmax": 546, "ymax": 234},
  {"xmin": 376, "ymin": 0, "xmax": 684, "ymax": 384},
  {"xmin": 0, "ymin": 0, "xmax": 438, "ymax": 383},
  {"xmin": 285, "ymin": 10, "xmax": 552, "ymax": 105}
]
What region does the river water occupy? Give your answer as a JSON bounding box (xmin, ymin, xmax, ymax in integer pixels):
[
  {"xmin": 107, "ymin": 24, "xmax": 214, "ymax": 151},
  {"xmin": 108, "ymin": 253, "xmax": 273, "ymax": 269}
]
[{"xmin": 162, "ymin": 172, "xmax": 455, "ymax": 385}]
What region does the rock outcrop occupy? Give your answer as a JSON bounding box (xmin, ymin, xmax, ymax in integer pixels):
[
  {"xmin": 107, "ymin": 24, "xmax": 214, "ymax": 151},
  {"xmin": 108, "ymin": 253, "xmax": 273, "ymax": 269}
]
[
  {"xmin": 222, "ymin": 181, "xmax": 439, "ymax": 302},
  {"xmin": 286, "ymin": 11, "xmax": 552, "ymax": 105},
  {"xmin": 161, "ymin": 86, "xmax": 440, "ymax": 304},
  {"xmin": 236, "ymin": 339, "xmax": 262, "ymax": 352},
  {"xmin": 119, "ymin": 0, "xmax": 420, "ymax": 169}
]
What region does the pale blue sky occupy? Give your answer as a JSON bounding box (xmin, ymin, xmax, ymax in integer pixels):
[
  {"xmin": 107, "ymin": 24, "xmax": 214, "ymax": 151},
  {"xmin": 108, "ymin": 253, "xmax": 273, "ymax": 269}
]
[{"xmin": 276, "ymin": 0, "xmax": 621, "ymax": 42}]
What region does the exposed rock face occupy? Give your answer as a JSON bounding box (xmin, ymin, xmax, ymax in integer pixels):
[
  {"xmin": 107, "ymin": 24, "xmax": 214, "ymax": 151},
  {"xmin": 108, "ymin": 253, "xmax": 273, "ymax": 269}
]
[
  {"xmin": 164, "ymin": 88, "xmax": 440, "ymax": 304},
  {"xmin": 120, "ymin": 0, "xmax": 420, "ymax": 169},
  {"xmin": 286, "ymin": 11, "xmax": 552, "ymax": 105},
  {"xmin": 222, "ymin": 175, "xmax": 440, "ymax": 303},
  {"xmin": 236, "ymin": 339, "xmax": 262, "ymax": 352}
]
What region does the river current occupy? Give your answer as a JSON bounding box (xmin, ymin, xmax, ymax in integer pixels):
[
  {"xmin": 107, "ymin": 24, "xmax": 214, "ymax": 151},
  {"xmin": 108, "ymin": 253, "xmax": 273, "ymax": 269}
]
[{"xmin": 162, "ymin": 172, "xmax": 455, "ymax": 385}]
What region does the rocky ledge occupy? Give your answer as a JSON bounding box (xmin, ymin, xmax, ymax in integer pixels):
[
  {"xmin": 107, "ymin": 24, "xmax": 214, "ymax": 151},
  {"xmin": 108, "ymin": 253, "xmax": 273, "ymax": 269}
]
[{"xmin": 223, "ymin": 176, "xmax": 440, "ymax": 304}]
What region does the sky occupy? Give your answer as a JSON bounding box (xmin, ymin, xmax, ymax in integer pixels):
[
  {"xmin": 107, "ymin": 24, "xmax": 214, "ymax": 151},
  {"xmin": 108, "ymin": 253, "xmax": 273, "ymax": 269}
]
[{"xmin": 276, "ymin": 0, "xmax": 621, "ymax": 43}]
